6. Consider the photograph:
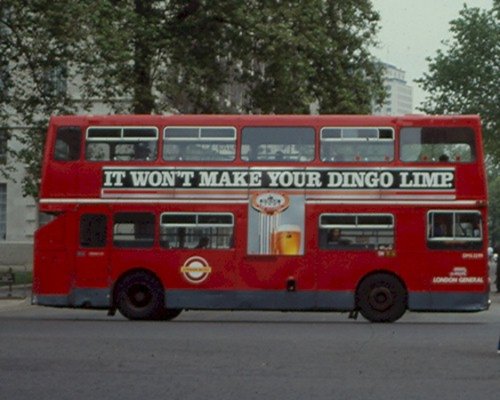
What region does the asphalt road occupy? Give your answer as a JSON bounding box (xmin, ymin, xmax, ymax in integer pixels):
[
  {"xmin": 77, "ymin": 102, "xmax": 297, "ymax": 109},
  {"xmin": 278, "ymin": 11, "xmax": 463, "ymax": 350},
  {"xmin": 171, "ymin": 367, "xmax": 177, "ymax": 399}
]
[{"xmin": 0, "ymin": 292, "xmax": 499, "ymax": 400}]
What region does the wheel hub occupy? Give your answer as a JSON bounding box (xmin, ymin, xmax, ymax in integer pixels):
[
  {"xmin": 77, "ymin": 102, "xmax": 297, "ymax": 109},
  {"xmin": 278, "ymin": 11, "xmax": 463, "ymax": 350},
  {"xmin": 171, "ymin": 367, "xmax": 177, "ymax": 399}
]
[
  {"xmin": 128, "ymin": 284, "xmax": 151, "ymax": 308},
  {"xmin": 369, "ymin": 287, "xmax": 393, "ymax": 311}
]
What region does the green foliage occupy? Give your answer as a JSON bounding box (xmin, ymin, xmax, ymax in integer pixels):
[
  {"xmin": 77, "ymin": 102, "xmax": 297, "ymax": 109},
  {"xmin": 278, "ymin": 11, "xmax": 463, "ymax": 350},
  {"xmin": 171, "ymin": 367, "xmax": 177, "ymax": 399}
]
[
  {"xmin": 488, "ymin": 172, "xmax": 500, "ymax": 246},
  {"xmin": 417, "ymin": 1, "xmax": 500, "ymax": 244},
  {"xmin": 0, "ymin": 0, "xmax": 84, "ymax": 196},
  {"xmin": 417, "ymin": 1, "xmax": 500, "ymax": 161},
  {"xmin": 1, "ymin": 0, "xmax": 385, "ymax": 199}
]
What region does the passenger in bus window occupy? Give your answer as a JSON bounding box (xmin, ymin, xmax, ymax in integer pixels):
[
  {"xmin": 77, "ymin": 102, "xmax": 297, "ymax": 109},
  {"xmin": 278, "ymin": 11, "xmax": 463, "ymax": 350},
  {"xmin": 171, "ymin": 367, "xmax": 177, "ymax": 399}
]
[
  {"xmin": 434, "ymin": 217, "xmax": 449, "ymax": 237},
  {"xmin": 322, "ymin": 144, "xmax": 341, "ymax": 162},
  {"xmin": 439, "ymin": 154, "xmax": 449, "ymax": 162},
  {"xmin": 164, "ymin": 144, "xmax": 183, "ymax": 161},
  {"xmin": 328, "ymin": 229, "xmax": 341, "ymax": 243},
  {"xmin": 473, "ymin": 222, "xmax": 480, "ymax": 237},
  {"xmin": 418, "ymin": 151, "xmax": 429, "ymax": 162},
  {"xmin": 299, "ymin": 145, "xmax": 314, "ymax": 161},
  {"xmin": 195, "ymin": 236, "xmax": 209, "ymax": 249},
  {"xmin": 177, "ymin": 227, "xmax": 186, "ymax": 248},
  {"xmin": 134, "ymin": 143, "xmax": 151, "ymax": 160},
  {"xmin": 327, "ymin": 229, "xmax": 351, "ymax": 246},
  {"xmin": 245, "ymin": 145, "xmax": 260, "ymax": 161}
]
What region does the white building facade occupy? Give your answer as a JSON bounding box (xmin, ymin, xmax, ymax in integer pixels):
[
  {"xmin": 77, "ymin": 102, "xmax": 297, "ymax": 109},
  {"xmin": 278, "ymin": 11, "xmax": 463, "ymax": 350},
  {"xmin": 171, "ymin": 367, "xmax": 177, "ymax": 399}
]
[
  {"xmin": 373, "ymin": 63, "xmax": 413, "ymax": 115},
  {"xmin": 0, "ymin": 129, "xmax": 38, "ymax": 265}
]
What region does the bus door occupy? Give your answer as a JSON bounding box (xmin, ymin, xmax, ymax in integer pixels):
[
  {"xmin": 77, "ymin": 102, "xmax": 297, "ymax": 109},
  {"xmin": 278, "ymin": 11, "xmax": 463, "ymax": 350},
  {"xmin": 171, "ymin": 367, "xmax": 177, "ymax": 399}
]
[
  {"xmin": 73, "ymin": 208, "xmax": 110, "ymax": 289},
  {"xmin": 242, "ymin": 183, "xmax": 314, "ymax": 299}
]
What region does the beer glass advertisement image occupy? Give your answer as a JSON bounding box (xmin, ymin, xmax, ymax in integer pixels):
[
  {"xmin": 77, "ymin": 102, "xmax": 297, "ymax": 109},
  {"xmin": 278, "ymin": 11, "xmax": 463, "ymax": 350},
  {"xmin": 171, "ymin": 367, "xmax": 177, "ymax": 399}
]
[{"xmin": 248, "ymin": 192, "xmax": 304, "ymax": 255}]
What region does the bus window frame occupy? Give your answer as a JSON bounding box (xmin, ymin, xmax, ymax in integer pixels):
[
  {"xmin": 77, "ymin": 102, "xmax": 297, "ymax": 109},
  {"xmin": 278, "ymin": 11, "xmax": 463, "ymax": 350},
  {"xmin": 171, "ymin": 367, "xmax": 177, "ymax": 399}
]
[
  {"xmin": 113, "ymin": 212, "xmax": 156, "ymax": 248},
  {"xmin": 427, "ymin": 210, "xmax": 483, "ymax": 249},
  {"xmin": 160, "ymin": 212, "xmax": 235, "ymax": 250},
  {"xmin": 241, "ymin": 126, "xmax": 316, "ymax": 163},
  {"xmin": 320, "ymin": 127, "xmax": 395, "ymax": 163},
  {"xmin": 79, "ymin": 213, "xmax": 107, "ymax": 248},
  {"xmin": 54, "ymin": 126, "xmax": 82, "ymax": 162},
  {"xmin": 319, "ymin": 213, "xmax": 395, "ymax": 251},
  {"xmin": 399, "ymin": 126, "xmax": 477, "ymax": 163},
  {"xmin": 163, "ymin": 126, "xmax": 237, "ymax": 162},
  {"xmin": 85, "ymin": 126, "xmax": 159, "ymax": 162}
]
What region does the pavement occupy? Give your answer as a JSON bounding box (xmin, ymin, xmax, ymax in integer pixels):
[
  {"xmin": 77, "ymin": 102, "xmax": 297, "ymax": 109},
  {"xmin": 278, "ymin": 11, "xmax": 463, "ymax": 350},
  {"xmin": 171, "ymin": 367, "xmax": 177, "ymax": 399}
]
[
  {"xmin": 0, "ymin": 296, "xmax": 30, "ymax": 311},
  {"xmin": 0, "ymin": 283, "xmax": 32, "ymax": 310}
]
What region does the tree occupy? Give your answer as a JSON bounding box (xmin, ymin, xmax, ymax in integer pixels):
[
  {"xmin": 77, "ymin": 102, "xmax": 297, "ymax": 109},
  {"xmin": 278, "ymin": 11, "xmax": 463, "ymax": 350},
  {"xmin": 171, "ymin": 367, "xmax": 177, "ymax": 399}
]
[
  {"xmin": 488, "ymin": 171, "xmax": 500, "ymax": 247},
  {"xmin": 417, "ymin": 1, "xmax": 500, "ymax": 161},
  {"xmin": 0, "ymin": 1, "xmax": 85, "ymax": 195},
  {"xmin": 1, "ymin": 0, "xmax": 385, "ymax": 199}
]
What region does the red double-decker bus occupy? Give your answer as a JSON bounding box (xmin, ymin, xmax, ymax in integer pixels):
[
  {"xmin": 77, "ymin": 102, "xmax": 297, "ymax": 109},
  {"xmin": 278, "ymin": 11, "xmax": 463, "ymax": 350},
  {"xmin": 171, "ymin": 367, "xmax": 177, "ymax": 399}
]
[{"xmin": 33, "ymin": 114, "xmax": 490, "ymax": 322}]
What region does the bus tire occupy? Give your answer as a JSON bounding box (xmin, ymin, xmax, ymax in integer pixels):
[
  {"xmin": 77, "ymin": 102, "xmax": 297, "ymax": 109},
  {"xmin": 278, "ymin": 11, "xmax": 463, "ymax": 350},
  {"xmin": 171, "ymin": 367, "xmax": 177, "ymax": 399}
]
[
  {"xmin": 356, "ymin": 273, "xmax": 407, "ymax": 323},
  {"xmin": 116, "ymin": 272, "xmax": 165, "ymax": 320},
  {"xmin": 161, "ymin": 308, "xmax": 182, "ymax": 321}
]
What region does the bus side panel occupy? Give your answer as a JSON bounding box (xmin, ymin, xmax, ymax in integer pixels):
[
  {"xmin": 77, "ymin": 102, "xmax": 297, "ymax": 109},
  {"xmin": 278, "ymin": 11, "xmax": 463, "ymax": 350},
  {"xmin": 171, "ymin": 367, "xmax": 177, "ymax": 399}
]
[
  {"xmin": 33, "ymin": 214, "xmax": 72, "ymax": 306},
  {"xmin": 311, "ymin": 205, "xmax": 419, "ymax": 296},
  {"xmin": 405, "ymin": 208, "xmax": 489, "ymax": 312},
  {"xmin": 420, "ymin": 251, "xmax": 489, "ymax": 311}
]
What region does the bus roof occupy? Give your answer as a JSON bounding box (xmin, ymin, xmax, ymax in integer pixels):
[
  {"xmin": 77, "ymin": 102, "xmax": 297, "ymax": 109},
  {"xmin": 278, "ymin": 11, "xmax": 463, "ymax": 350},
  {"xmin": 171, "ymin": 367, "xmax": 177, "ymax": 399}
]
[{"xmin": 48, "ymin": 114, "xmax": 482, "ymax": 128}]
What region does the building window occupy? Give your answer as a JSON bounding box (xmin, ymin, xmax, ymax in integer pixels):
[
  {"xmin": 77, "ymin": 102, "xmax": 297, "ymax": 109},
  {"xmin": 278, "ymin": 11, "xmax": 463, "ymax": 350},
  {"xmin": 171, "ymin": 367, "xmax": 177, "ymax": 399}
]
[
  {"xmin": 0, "ymin": 184, "xmax": 5, "ymax": 240},
  {"xmin": 0, "ymin": 63, "xmax": 10, "ymax": 100},
  {"xmin": 0, "ymin": 129, "xmax": 7, "ymax": 164},
  {"xmin": 42, "ymin": 65, "xmax": 67, "ymax": 96},
  {"xmin": 160, "ymin": 212, "xmax": 234, "ymax": 249},
  {"xmin": 319, "ymin": 213, "xmax": 394, "ymax": 250}
]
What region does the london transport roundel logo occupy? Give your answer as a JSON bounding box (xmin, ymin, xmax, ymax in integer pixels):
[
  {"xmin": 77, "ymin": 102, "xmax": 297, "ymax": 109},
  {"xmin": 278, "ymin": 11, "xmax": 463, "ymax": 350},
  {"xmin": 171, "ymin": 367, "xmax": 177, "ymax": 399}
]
[{"xmin": 180, "ymin": 256, "xmax": 212, "ymax": 284}]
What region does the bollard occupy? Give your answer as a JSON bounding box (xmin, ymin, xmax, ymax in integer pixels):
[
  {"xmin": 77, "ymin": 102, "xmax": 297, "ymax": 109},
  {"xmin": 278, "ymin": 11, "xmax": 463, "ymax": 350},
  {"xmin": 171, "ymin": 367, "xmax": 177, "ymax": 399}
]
[{"xmin": 1, "ymin": 268, "xmax": 15, "ymax": 297}]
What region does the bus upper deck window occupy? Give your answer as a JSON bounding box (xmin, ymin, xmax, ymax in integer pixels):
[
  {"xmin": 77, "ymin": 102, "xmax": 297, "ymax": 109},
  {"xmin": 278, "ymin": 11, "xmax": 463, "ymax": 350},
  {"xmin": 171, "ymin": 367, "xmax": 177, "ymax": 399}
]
[
  {"xmin": 241, "ymin": 127, "xmax": 315, "ymax": 162},
  {"xmin": 163, "ymin": 127, "xmax": 236, "ymax": 161},
  {"xmin": 54, "ymin": 127, "xmax": 82, "ymax": 161},
  {"xmin": 85, "ymin": 127, "xmax": 158, "ymax": 162},
  {"xmin": 320, "ymin": 127, "xmax": 394, "ymax": 162},
  {"xmin": 400, "ymin": 127, "xmax": 476, "ymax": 163}
]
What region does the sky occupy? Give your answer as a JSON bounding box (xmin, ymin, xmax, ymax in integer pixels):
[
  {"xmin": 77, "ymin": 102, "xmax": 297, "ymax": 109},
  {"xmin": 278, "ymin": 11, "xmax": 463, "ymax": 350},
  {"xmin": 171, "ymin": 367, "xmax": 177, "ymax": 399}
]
[{"xmin": 370, "ymin": 0, "xmax": 494, "ymax": 110}]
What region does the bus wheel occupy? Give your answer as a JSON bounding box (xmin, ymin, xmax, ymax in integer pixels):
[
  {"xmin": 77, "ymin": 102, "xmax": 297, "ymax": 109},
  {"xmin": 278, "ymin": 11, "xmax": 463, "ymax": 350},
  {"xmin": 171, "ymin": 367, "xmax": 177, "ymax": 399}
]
[
  {"xmin": 356, "ymin": 274, "xmax": 407, "ymax": 323},
  {"xmin": 116, "ymin": 272, "xmax": 165, "ymax": 320}
]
